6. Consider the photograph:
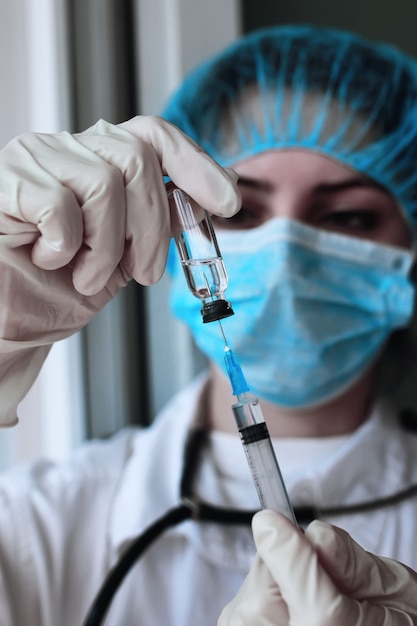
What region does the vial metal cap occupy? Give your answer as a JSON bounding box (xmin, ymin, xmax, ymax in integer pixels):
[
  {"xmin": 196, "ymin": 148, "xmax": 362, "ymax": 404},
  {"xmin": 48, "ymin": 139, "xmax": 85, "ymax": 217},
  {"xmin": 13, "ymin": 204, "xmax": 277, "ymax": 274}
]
[{"xmin": 201, "ymin": 299, "xmax": 234, "ymax": 323}]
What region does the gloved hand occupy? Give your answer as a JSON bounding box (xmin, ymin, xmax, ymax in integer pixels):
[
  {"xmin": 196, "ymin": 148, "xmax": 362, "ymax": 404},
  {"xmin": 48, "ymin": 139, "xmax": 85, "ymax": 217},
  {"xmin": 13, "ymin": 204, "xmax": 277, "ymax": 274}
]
[
  {"xmin": 218, "ymin": 510, "xmax": 417, "ymax": 625},
  {"xmin": 0, "ymin": 115, "xmax": 241, "ymax": 425}
]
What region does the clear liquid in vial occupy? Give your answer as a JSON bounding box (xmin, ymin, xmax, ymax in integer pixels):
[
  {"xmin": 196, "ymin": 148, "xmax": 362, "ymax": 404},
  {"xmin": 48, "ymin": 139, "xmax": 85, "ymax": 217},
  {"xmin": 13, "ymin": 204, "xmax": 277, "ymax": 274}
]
[{"xmin": 181, "ymin": 257, "xmax": 228, "ymax": 301}]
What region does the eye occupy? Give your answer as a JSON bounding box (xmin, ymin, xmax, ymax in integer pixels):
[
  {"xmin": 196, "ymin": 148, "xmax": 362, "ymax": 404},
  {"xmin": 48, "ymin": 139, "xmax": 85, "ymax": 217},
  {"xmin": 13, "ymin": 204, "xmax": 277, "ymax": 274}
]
[
  {"xmin": 318, "ymin": 209, "xmax": 381, "ymax": 232},
  {"xmin": 211, "ymin": 206, "xmax": 266, "ymax": 230}
]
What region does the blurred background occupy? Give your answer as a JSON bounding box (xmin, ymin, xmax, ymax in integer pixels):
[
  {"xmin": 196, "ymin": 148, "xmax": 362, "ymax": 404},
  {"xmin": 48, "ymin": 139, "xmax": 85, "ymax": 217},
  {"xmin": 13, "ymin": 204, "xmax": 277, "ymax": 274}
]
[{"xmin": 1, "ymin": 0, "xmax": 416, "ymax": 470}]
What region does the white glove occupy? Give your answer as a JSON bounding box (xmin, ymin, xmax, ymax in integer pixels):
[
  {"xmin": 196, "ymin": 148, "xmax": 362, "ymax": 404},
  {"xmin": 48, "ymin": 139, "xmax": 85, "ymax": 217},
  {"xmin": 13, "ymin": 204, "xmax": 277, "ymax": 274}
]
[
  {"xmin": 218, "ymin": 510, "xmax": 417, "ymax": 625},
  {"xmin": 0, "ymin": 115, "xmax": 241, "ymax": 425}
]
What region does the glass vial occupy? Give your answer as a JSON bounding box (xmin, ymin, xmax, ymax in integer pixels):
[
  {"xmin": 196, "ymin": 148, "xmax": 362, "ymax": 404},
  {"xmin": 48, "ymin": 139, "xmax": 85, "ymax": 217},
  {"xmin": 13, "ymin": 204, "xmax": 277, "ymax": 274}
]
[{"xmin": 170, "ymin": 187, "xmax": 234, "ymax": 323}]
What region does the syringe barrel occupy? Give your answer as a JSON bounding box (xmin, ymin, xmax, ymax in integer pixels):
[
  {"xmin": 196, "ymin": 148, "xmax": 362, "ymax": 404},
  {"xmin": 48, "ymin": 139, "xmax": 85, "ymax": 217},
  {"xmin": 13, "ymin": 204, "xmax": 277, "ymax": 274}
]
[
  {"xmin": 231, "ymin": 394, "xmax": 263, "ymax": 429},
  {"xmin": 239, "ymin": 422, "xmax": 297, "ymax": 522},
  {"xmin": 232, "ymin": 402, "xmax": 297, "ymax": 523}
]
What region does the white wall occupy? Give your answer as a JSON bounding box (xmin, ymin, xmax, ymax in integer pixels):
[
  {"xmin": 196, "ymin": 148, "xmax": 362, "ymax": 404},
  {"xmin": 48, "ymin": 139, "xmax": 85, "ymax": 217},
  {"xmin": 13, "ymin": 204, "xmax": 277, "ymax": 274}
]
[{"xmin": 0, "ymin": 0, "xmax": 29, "ymax": 146}]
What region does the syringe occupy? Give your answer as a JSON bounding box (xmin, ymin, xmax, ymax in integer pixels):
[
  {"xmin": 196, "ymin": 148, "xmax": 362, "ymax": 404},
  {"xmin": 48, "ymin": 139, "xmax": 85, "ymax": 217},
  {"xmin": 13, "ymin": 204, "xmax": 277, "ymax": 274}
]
[
  {"xmin": 170, "ymin": 185, "xmax": 296, "ymax": 523},
  {"xmin": 224, "ymin": 343, "xmax": 297, "ymax": 523}
]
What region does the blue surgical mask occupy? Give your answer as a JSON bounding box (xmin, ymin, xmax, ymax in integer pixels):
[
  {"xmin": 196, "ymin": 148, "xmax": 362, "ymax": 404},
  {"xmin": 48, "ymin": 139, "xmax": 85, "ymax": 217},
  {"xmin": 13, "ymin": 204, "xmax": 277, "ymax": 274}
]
[{"xmin": 169, "ymin": 217, "xmax": 415, "ymax": 408}]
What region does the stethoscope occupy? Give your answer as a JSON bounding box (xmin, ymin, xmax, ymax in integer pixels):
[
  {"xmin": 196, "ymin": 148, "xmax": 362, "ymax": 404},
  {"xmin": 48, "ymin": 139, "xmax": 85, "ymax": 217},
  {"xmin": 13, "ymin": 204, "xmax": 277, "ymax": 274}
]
[{"xmin": 83, "ymin": 423, "xmax": 417, "ymax": 626}]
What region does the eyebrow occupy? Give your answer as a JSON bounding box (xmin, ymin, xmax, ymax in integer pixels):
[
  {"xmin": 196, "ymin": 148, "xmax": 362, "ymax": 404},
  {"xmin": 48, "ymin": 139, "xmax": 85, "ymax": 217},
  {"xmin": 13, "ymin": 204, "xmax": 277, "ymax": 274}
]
[
  {"xmin": 237, "ymin": 175, "xmax": 384, "ymax": 194},
  {"xmin": 315, "ymin": 178, "xmax": 384, "ymax": 194},
  {"xmin": 237, "ymin": 176, "xmax": 273, "ymax": 191}
]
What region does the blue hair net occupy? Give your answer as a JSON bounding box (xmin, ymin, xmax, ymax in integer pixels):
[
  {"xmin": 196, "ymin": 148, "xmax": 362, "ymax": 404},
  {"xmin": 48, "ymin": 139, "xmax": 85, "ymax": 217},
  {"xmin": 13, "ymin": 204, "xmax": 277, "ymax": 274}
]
[{"xmin": 162, "ymin": 25, "xmax": 417, "ymax": 230}]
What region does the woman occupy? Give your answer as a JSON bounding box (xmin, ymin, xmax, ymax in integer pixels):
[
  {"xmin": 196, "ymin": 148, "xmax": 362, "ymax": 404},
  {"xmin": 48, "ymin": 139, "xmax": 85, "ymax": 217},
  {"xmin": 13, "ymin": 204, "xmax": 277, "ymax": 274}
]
[
  {"xmin": 0, "ymin": 24, "xmax": 416, "ymax": 626},
  {"xmin": 163, "ymin": 24, "xmax": 417, "ymax": 624}
]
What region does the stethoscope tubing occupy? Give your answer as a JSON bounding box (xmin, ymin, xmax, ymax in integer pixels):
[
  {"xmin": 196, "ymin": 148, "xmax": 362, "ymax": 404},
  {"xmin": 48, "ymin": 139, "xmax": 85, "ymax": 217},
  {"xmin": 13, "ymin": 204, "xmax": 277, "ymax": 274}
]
[{"xmin": 83, "ymin": 504, "xmax": 192, "ymax": 626}]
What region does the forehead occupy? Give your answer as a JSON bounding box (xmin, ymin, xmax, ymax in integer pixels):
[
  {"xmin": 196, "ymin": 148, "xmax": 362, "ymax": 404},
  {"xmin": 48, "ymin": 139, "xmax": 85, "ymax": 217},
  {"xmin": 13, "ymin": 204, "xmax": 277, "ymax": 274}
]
[{"xmin": 231, "ymin": 148, "xmax": 376, "ymax": 187}]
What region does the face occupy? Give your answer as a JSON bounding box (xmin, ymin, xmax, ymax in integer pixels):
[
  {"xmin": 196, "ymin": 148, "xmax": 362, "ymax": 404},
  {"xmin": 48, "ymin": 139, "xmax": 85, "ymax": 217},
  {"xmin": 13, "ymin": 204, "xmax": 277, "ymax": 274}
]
[{"xmin": 211, "ymin": 149, "xmax": 412, "ymax": 249}]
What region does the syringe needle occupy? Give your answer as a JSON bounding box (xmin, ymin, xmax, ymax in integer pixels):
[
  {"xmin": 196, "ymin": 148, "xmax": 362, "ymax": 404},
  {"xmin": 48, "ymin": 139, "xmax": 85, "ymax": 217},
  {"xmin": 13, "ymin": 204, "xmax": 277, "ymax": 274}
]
[{"xmin": 217, "ymin": 319, "xmax": 228, "ymax": 347}]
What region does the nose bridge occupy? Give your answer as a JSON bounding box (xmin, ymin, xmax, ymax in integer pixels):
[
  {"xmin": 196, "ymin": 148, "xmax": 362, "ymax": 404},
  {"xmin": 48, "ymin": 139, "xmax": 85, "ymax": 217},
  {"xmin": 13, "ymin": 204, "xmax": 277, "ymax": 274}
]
[{"xmin": 269, "ymin": 187, "xmax": 309, "ymax": 222}]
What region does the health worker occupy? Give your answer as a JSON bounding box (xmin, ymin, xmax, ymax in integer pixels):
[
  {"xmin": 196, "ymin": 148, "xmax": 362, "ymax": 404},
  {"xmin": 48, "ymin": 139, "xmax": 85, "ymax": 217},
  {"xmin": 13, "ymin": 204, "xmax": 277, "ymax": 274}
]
[
  {"xmin": 164, "ymin": 24, "xmax": 417, "ymax": 625},
  {"xmin": 0, "ymin": 23, "xmax": 417, "ymax": 626}
]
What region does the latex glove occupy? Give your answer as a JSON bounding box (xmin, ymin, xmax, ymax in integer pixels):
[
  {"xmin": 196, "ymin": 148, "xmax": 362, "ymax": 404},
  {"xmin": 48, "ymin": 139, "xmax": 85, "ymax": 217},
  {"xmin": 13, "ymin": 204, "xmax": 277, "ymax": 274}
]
[
  {"xmin": 0, "ymin": 115, "xmax": 241, "ymax": 425},
  {"xmin": 218, "ymin": 510, "xmax": 417, "ymax": 625}
]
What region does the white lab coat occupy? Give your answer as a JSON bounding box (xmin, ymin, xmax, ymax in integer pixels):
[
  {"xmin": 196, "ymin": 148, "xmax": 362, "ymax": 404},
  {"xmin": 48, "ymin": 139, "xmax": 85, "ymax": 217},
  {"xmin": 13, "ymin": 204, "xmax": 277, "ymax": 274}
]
[{"xmin": 1, "ymin": 372, "xmax": 417, "ymax": 626}]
